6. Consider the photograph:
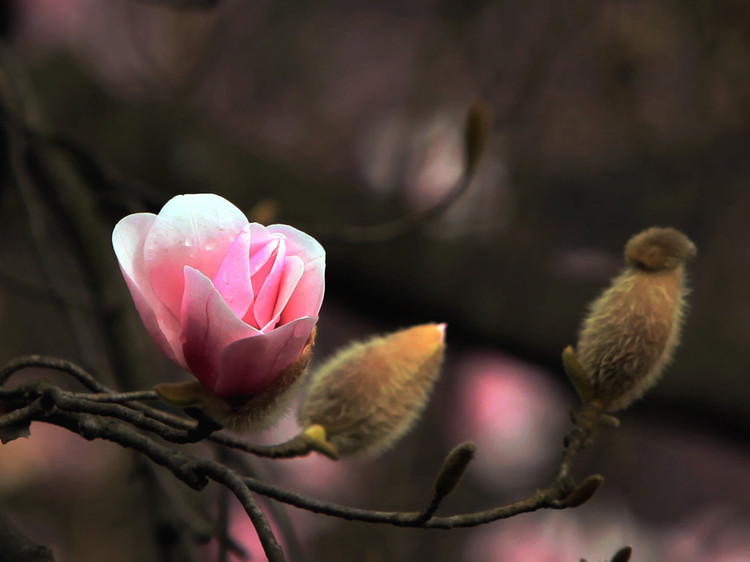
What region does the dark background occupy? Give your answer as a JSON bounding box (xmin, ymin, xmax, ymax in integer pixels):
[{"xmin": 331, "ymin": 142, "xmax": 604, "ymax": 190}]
[{"xmin": 1, "ymin": 1, "xmax": 749, "ymax": 560}]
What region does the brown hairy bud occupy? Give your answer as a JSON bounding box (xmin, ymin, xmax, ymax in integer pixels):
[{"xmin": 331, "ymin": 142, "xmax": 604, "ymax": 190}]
[
  {"xmin": 157, "ymin": 329, "xmax": 317, "ymax": 432},
  {"xmin": 298, "ymin": 324, "xmax": 446, "ymax": 457},
  {"xmin": 575, "ymin": 227, "xmax": 695, "ymax": 411}
]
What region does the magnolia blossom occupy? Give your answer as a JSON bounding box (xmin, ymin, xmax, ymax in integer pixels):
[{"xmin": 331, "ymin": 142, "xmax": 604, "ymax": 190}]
[{"xmin": 112, "ymin": 194, "xmax": 325, "ymax": 402}]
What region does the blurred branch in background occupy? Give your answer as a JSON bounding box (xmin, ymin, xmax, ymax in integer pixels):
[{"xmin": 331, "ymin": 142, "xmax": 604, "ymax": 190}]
[
  {"xmin": 134, "ymin": 0, "xmax": 221, "ymax": 11},
  {"xmin": 0, "ymin": 513, "xmax": 55, "ymax": 562},
  {"xmin": 309, "ymin": 101, "xmax": 492, "ymax": 243},
  {"xmin": 0, "ymin": 45, "xmax": 155, "ymax": 390}
]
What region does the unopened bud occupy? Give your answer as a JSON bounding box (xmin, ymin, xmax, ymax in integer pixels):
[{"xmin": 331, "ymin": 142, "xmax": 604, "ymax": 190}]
[
  {"xmin": 433, "ymin": 441, "xmax": 477, "ymax": 499},
  {"xmin": 562, "ymin": 474, "xmax": 604, "ymax": 507},
  {"xmin": 575, "ymin": 227, "xmax": 695, "ymax": 411},
  {"xmin": 154, "ymin": 381, "xmax": 202, "ymax": 406},
  {"xmin": 298, "ymin": 323, "xmax": 446, "ymax": 457},
  {"xmin": 611, "ymin": 547, "xmax": 633, "ymax": 562}
]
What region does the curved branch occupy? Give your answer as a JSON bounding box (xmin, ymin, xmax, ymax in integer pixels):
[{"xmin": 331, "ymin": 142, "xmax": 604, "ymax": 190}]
[
  {"xmin": 2, "ymin": 405, "xmax": 284, "ymax": 561},
  {"xmin": 309, "ymin": 102, "xmax": 492, "ymax": 244},
  {"xmin": 0, "ymin": 355, "xmax": 109, "ymax": 391},
  {"xmin": 0, "ymin": 355, "xmax": 608, "ymax": 562},
  {"xmin": 0, "ymin": 378, "xmax": 604, "ymax": 531},
  {"xmin": 0, "ymin": 356, "xmax": 336, "ymax": 459}
]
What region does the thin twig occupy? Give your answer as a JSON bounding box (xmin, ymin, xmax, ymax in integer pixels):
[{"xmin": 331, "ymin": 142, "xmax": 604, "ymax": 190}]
[
  {"xmin": 7, "ymin": 131, "xmax": 99, "ymax": 366},
  {"xmin": 79, "ymin": 390, "xmax": 160, "ymax": 402},
  {"xmin": 0, "ymin": 356, "xmax": 607, "ymax": 562},
  {"xmin": 308, "ymin": 102, "xmax": 491, "ymax": 244},
  {"xmin": 215, "ymin": 447, "xmax": 251, "ymax": 562},
  {"xmin": 205, "ymin": 464, "xmax": 285, "ymax": 562},
  {"xmin": 0, "ymin": 354, "xmax": 337, "ymax": 459},
  {"xmin": 309, "ymin": 167, "xmax": 475, "ymax": 243},
  {"xmin": 0, "ymin": 105, "xmax": 164, "ymax": 213},
  {"xmin": 222, "ymin": 448, "xmax": 304, "ymax": 562},
  {"xmin": 137, "ymin": 459, "xmax": 208, "ymax": 562},
  {"xmin": 0, "ymin": 377, "xmax": 602, "ymax": 530},
  {"xmin": 0, "ymin": 355, "xmax": 110, "ymax": 391},
  {"xmin": 0, "ymin": 265, "xmax": 93, "ymax": 306},
  {"xmin": 2, "ymin": 88, "xmax": 157, "ymax": 390},
  {"xmin": 217, "ymin": 474, "xmax": 232, "ymax": 562}
]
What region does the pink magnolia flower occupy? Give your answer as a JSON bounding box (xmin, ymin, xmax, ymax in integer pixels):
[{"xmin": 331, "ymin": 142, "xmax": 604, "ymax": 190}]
[{"xmin": 112, "ymin": 194, "xmax": 325, "ymax": 424}]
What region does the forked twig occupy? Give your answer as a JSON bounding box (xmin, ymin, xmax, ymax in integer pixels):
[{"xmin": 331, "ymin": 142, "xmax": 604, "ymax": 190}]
[{"xmin": 0, "ymin": 355, "xmax": 610, "ymax": 561}]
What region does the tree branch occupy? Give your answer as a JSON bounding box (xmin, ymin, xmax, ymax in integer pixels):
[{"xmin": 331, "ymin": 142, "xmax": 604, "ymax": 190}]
[{"xmin": 0, "ymin": 354, "xmax": 607, "ymax": 559}]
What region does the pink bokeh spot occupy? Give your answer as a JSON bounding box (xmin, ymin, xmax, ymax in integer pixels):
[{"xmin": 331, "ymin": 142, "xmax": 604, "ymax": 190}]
[
  {"xmin": 113, "ymin": 194, "xmax": 325, "ymax": 399},
  {"xmin": 201, "ymin": 498, "xmax": 279, "ymax": 562},
  {"xmin": 451, "ymin": 352, "xmax": 567, "ymax": 488}
]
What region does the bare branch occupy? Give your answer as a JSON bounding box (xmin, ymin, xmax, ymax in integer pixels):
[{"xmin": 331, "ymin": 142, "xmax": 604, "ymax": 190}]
[
  {"xmin": 132, "ymin": 0, "xmax": 221, "ymax": 10},
  {"xmin": 0, "ymin": 355, "xmax": 610, "ymax": 561},
  {"xmin": 308, "ymin": 102, "xmax": 492, "ymax": 244}
]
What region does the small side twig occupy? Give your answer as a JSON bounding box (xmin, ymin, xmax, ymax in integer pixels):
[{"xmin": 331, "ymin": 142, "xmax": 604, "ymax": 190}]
[{"xmin": 416, "ymin": 441, "xmax": 477, "ymax": 523}]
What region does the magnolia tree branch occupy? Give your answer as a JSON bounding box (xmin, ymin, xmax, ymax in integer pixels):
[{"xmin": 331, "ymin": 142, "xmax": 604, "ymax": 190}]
[
  {"xmin": 0, "ymin": 355, "xmax": 339, "ymax": 459},
  {"xmin": 0, "ymin": 355, "xmax": 610, "ymax": 561}
]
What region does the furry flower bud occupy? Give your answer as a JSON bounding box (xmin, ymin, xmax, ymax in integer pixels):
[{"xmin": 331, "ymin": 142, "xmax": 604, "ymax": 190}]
[
  {"xmin": 575, "ymin": 227, "xmax": 695, "ymax": 411},
  {"xmin": 298, "ymin": 324, "xmax": 446, "ymax": 457}
]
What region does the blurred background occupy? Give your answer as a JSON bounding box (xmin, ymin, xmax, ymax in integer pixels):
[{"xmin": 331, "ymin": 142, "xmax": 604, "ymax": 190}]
[{"xmin": 1, "ymin": 0, "xmax": 750, "ymax": 560}]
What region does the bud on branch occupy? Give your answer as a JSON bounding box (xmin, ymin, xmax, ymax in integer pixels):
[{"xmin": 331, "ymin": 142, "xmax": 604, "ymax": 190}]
[
  {"xmin": 573, "ymin": 227, "xmax": 696, "ymax": 411},
  {"xmin": 298, "ymin": 324, "xmax": 447, "ymax": 457}
]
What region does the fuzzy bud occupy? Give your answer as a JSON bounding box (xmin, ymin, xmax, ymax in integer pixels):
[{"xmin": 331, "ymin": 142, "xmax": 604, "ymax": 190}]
[
  {"xmin": 298, "ymin": 323, "xmax": 446, "ymax": 457},
  {"xmin": 575, "ymin": 227, "xmax": 695, "ymax": 411}
]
